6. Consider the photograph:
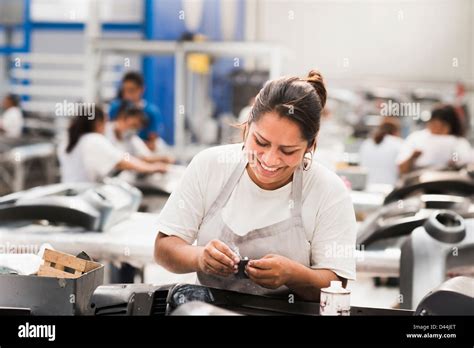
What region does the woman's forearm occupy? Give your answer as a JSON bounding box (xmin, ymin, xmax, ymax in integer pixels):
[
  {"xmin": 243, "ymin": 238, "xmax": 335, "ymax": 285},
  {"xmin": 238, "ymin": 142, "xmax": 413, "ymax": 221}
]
[
  {"xmin": 141, "ymin": 154, "xmax": 175, "ymax": 164},
  {"xmin": 155, "ymin": 234, "xmax": 345, "ymax": 300},
  {"xmin": 285, "ymin": 261, "xmax": 343, "ymax": 301},
  {"xmin": 117, "ymin": 158, "xmax": 167, "ymax": 174},
  {"xmin": 154, "ymin": 233, "xmax": 202, "ymax": 273},
  {"xmin": 399, "ymin": 151, "xmax": 422, "ymax": 175},
  {"xmin": 117, "ymin": 158, "xmax": 152, "ymax": 173}
]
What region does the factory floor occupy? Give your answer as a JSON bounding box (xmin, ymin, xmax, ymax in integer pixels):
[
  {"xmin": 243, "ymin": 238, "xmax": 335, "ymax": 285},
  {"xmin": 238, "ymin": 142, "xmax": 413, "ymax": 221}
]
[{"xmin": 139, "ymin": 263, "xmax": 400, "ymax": 310}]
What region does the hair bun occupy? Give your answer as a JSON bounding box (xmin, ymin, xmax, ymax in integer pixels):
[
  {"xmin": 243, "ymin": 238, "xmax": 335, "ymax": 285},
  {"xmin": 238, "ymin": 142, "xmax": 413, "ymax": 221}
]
[{"xmin": 305, "ymin": 69, "xmax": 327, "ymax": 108}]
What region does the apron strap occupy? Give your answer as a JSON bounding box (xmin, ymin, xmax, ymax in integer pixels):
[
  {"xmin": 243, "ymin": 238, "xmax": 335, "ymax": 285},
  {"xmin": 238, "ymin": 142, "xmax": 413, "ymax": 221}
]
[
  {"xmin": 290, "ymin": 165, "xmax": 303, "ymax": 217},
  {"xmin": 203, "ymin": 156, "xmax": 248, "ymax": 224}
]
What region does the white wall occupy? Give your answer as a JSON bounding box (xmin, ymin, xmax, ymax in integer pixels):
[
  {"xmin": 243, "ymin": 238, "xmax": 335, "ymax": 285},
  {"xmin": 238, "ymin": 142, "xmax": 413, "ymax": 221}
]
[
  {"xmin": 255, "ymin": 0, "xmax": 473, "ymax": 83},
  {"xmin": 0, "ymin": 0, "xmax": 144, "ymax": 98},
  {"xmin": 30, "ymin": 0, "xmax": 143, "ymax": 23}
]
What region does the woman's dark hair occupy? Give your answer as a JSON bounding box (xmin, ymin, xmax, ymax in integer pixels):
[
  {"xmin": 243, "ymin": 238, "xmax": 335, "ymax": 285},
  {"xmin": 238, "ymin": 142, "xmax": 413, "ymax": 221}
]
[
  {"xmin": 122, "ymin": 71, "xmax": 144, "ymax": 88},
  {"xmin": 246, "ymin": 70, "xmax": 327, "ymax": 147},
  {"xmin": 66, "ymin": 105, "xmax": 105, "ymax": 153},
  {"xmin": 179, "ymin": 31, "xmax": 196, "ymax": 42},
  {"xmin": 373, "ymin": 121, "xmax": 399, "ymax": 145},
  {"xmin": 117, "ymin": 101, "xmax": 146, "ymax": 126},
  {"xmin": 5, "ymin": 94, "xmax": 20, "ymax": 107},
  {"xmin": 116, "ymin": 71, "xmax": 145, "ymax": 100},
  {"xmin": 430, "ymin": 104, "xmax": 464, "ymax": 137}
]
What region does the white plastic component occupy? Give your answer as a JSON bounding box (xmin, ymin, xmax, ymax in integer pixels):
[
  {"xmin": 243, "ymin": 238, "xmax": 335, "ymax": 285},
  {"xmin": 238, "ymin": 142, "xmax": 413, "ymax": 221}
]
[{"xmin": 319, "ymin": 281, "xmax": 351, "ymax": 316}]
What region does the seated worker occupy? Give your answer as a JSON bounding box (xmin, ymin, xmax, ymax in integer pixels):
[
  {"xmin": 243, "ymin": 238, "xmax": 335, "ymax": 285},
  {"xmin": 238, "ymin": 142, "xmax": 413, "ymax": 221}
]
[
  {"xmin": 359, "ymin": 118, "xmax": 403, "ymax": 185},
  {"xmin": 105, "ymin": 102, "xmax": 174, "ymax": 164},
  {"xmin": 0, "ymin": 94, "xmax": 24, "ymax": 138},
  {"xmin": 58, "ymin": 105, "xmax": 168, "ymax": 183},
  {"xmin": 109, "ymin": 71, "xmax": 163, "ymax": 152},
  {"xmin": 154, "ymin": 70, "xmax": 356, "ymax": 301},
  {"xmin": 397, "ymin": 104, "xmax": 472, "ymax": 175}
]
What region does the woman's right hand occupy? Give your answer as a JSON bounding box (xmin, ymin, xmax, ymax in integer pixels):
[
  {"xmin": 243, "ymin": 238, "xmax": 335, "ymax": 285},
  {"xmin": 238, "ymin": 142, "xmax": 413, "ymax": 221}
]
[{"xmin": 197, "ymin": 239, "xmax": 240, "ymax": 277}]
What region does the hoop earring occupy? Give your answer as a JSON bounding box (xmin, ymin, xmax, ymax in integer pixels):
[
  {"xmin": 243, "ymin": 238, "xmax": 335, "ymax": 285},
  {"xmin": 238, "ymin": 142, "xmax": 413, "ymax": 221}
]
[{"xmin": 303, "ymin": 151, "xmax": 313, "ymax": 171}]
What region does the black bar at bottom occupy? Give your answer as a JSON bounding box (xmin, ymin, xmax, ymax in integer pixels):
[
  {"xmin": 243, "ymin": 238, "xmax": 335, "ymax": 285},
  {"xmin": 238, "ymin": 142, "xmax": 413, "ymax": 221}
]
[{"xmin": 0, "ymin": 315, "xmax": 472, "ymax": 346}]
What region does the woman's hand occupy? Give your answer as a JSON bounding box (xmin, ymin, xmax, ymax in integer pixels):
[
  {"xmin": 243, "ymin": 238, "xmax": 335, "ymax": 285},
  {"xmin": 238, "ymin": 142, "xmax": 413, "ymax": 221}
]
[
  {"xmin": 246, "ymin": 254, "xmax": 294, "ymax": 289},
  {"xmin": 197, "ymin": 239, "xmax": 240, "ymax": 277}
]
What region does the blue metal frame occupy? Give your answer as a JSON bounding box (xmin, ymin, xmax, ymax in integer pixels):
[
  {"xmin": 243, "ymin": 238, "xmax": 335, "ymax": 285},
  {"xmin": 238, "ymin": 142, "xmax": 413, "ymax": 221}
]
[
  {"xmin": 2, "ymin": 0, "xmax": 144, "ymax": 104},
  {"xmin": 2, "ymin": 0, "xmax": 246, "ymax": 145},
  {"xmin": 0, "ymin": 0, "xmax": 143, "ymax": 54},
  {"xmin": 142, "ymin": 0, "xmax": 186, "ymax": 145},
  {"xmin": 141, "ymin": 0, "xmax": 246, "ymax": 145},
  {"xmin": 142, "ymin": 0, "xmax": 154, "ymax": 104},
  {"xmin": 31, "ymin": 22, "xmax": 143, "ymax": 31}
]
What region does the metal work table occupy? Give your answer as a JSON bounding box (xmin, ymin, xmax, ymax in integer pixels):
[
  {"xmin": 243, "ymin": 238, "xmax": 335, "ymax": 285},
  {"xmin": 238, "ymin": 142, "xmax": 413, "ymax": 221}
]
[
  {"xmin": 0, "ymin": 212, "xmax": 400, "ymax": 276},
  {"xmin": 0, "ymin": 212, "xmax": 158, "ymax": 268},
  {"xmin": 0, "ymin": 139, "xmax": 56, "ymax": 193}
]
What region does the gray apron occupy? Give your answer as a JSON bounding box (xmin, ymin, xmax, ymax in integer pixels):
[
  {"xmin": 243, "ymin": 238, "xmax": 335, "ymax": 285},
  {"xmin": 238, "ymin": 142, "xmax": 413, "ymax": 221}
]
[{"xmin": 197, "ymin": 155, "xmax": 311, "ymax": 296}]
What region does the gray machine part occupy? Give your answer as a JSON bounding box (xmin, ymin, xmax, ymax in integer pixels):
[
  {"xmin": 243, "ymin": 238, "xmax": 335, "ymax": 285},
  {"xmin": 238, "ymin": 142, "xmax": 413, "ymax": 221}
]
[
  {"xmin": 0, "ymin": 179, "xmax": 142, "ymax": 231},
  {"xmin": 91, "ymin": 283, "xmax": 412, "ymax": 316},
  {"xmin": 384, "ymin": 165, "xmax": 474, "ymax": 204},
  {"xmin": 415, "ymin": 276, "xmax": 474, "ymax": 316},
  {"xmin": 357, "ymin": 194, "xmax": 474, "ymax": 248},
  {"xmin": 90, "ymin": 283, "xmax": 173, "ymax": 316},
  {"xmin": 400, "ymin": 210, "xmax": 474, "ymax": 309},
  {"xmin": 0, "ymin": 266, "xmax": 104, "ymax": 315}
]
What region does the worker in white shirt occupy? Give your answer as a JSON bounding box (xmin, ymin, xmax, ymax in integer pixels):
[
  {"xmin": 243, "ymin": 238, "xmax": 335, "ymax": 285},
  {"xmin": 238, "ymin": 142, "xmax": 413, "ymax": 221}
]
[
  {"xmin": 397, "ymin": 105, "xmax": 472, "ymax": 174},
  {"xmin": 0, "ymin": 94, "xmax": 24, "ymax": 138},
  {"xmin": 104, "ymin": 102, "xmax": 174, "ymax": 164},
  {"xmin": 359, "ymin": 118, "xmax": 403, "ymax": 185},
  {"xmin": 58, "ymin": 105, "xmax": 168, "ymax": 183},
  {"xmin": 154, "ymin": 70, "xmax": 356, "ymax": 301}
]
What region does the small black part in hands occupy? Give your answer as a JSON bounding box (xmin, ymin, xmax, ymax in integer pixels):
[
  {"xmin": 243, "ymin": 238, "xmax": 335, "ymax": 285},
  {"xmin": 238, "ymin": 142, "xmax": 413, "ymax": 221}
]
[{"xmin": 235, "ymin": 258, "xmax": 250, "ymax": 279}]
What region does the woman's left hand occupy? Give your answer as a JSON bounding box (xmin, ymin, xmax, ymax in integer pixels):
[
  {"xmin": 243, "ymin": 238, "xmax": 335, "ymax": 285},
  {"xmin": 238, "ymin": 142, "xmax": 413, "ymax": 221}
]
[{"xmin": 246, "ymin": 254, "xmax": 294, "ymax": 289}]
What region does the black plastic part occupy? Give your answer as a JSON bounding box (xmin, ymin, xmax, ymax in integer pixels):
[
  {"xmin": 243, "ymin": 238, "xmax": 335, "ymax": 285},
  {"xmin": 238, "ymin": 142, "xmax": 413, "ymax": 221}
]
[
  {"xmin": 91, "ymin": 284, "xmax": 174, "ymax": 316},
  {"xmin": 416, "ymin": 291, "xmax": 474, "ymax": 315},
  {"xmin": 384, "ymin": 167, "xmax": 474, "ymax": 204},
  {"xmin": 166, "ymin": 284, "xmax": 412, "ymax": 316},
  {"xmin": 424, "ymin": 210, "xmax": 466, "ymax": 244},
  {"xmin": 0, "ymin": 205, "xmax": 98, "ymax": 230},
  {"xmin": 415, "ymin": 277, "xmax": 474, "ymax": 316},
  {"xmin": 235, "ymin": 259, "xmax": 250, "ymax": 279},
  {"xmin": 90, "ymin": 283, "xmax": 415, "ymax": 316}
]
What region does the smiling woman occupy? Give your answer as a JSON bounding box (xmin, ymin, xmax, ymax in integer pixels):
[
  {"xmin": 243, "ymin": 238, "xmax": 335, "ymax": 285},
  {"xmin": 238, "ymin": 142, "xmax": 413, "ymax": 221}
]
[
  {"xmin": 154, "ymin": 70, "xmax": 357, "ymax": 301},
  {"xmin": 242, "ymin": 70, "xmax": 326, "ymax": 190}
]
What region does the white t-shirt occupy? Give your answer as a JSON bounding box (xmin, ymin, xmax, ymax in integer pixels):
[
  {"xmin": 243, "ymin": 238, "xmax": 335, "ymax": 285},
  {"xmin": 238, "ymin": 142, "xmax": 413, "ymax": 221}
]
[
  {"xmin": 1, "ymin": 106, "xmax": 24, "ymax": 137},
  {"xmin": 396, "ymin": 129, "xmax": 472, "ymax": 169},
  {"xmin": 58, "ymin": 133, "xmax": 124, "ymax": 183},
  {"xmin": 359, "ymin": 135, "xmax": 403, "ymax": 185},
  {"xmin": 104, "ymin": 122, "xmax": 152, "ymax": 158},
  {"xmin": 157, "ymin": 144, "xmax": 357, "ymax": 280}
]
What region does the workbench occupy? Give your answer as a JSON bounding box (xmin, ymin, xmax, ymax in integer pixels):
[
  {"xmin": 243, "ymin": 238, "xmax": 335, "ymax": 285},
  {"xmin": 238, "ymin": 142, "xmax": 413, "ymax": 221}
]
[
  {"xmin": 0, "ymin": 212, "xmax": 400, "ymax": 276},
  {"xmin": 0, "ymin": 139, "xmax": 56, "ymax": 193}
]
